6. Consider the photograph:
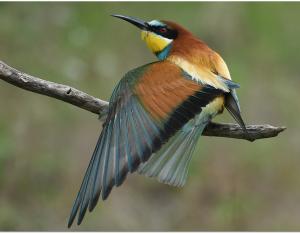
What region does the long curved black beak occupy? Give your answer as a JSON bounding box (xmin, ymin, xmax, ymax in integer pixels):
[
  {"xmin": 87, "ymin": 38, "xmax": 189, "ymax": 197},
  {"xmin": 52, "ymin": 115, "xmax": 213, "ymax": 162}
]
[{"xmin": 111, "ymin": 14, "xmax": 149, "ymax": 30}]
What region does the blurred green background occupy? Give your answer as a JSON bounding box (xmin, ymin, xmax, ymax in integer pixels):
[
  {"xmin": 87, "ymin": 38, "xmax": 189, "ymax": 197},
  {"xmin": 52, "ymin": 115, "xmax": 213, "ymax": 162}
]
[{"xmin": 0, "ymin": 2, "xmax": 299, "ymax": 231}]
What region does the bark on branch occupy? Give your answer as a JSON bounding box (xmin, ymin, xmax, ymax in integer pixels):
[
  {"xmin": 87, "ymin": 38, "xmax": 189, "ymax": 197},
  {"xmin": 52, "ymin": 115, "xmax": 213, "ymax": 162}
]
[{"xmin": 0, "ymin": 60, "xmax": 286, "ymax": 141}]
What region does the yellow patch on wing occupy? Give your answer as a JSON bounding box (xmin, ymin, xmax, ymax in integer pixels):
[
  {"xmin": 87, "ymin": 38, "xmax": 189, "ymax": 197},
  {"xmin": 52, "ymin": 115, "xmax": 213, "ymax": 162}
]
[
  {"xmin": 141, "ymin": 31, "xmax": 172, "ymax": 54},
  {"xmin": 201, "ymin": 96, "xmax": 225, "ymax": 117},
  {"xmin": 167, "ymin": 55, "xmax": 230, "ymax": 92}
]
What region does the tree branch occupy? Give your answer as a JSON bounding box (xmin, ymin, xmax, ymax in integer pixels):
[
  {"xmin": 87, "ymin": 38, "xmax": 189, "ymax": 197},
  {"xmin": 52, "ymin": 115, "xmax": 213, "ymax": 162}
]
[
  {"xmin": 0, "ymin": 60, "xmax": 109, "ymax": 117},
  {"xmin": 0, "ymin": 60, "xmax": 285, "ymax": 141}
]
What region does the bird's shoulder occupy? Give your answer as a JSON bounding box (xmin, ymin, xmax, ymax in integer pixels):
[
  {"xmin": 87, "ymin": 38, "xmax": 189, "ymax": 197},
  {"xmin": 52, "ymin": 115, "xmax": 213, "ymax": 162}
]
[
  {"xmin": 112, "ymin": 60, "xmax": 203, "ymax": 102},
  {"xmin": 122, "ymin": 60, "xmax": 186, "ymax": 85}
]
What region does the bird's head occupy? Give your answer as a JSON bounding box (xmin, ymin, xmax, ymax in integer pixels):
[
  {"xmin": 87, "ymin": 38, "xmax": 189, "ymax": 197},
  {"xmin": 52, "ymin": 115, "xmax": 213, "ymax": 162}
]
[{"xmin": 112, "ymin": 14, "xmax": 181, "ymax": 60}]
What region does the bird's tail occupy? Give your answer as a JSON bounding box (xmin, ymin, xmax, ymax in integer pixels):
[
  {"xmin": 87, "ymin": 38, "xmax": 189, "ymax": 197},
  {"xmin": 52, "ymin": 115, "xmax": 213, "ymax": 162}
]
[{"xmin": 138, "ymin": 115, "xmax": 209, "ymax": 187}]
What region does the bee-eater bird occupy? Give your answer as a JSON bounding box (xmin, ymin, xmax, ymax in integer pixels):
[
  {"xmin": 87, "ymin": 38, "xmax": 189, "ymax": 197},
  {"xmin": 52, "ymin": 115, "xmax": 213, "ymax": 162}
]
[{"xmin": 68, "ymin": 14, "xmax": 249, "ymax": 227}]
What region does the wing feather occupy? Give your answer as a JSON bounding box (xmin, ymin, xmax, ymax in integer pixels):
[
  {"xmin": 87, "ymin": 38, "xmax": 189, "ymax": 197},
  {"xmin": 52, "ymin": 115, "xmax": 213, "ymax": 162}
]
[{"xmin": 68, "ymin": 61, "xmax": 226, "ymax": 227}]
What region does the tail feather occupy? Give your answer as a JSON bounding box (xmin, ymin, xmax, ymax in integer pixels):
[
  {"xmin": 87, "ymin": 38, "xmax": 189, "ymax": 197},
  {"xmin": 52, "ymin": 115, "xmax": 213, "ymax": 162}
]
[{"xmin": 225, "ymin": 92, "xmax": 251, "ymax": 140}]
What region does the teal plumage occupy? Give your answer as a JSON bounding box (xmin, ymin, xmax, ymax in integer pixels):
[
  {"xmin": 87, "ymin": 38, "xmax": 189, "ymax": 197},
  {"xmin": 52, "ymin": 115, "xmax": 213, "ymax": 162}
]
[{"xmin": 156, "ymin": 43, "xmax": 173, "ymax": 60}]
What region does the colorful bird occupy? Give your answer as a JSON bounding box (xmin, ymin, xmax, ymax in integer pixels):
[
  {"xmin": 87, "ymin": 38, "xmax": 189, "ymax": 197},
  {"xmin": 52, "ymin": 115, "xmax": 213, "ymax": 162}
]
[{"xmin": 68, "ymin": 14, "xmax": 249, "ymax": 227}]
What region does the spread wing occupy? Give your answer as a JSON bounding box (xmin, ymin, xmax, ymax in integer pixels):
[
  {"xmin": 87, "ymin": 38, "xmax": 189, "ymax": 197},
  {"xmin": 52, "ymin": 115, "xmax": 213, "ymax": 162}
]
[{"xmin": 68, "ymin": 61, "xmax": 225, "ymax": 227}]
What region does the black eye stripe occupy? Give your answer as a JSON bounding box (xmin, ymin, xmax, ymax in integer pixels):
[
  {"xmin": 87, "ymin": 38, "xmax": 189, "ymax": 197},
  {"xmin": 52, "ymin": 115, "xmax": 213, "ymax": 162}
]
[{"xmin": 150, "ymin": 26, "xmax": 178, "ymax": 39}]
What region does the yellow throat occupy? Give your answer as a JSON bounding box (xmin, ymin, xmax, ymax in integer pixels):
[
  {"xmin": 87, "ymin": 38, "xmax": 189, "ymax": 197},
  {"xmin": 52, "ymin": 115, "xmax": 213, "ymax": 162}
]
[{"xmin": 141, "ymin": 31, "xmax": 172, "ymax": 54}]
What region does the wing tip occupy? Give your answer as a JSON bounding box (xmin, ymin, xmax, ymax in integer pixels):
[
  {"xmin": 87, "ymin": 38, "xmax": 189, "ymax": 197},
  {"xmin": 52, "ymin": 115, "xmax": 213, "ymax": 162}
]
[
  {"xmin": 67, "ymin": 200, "xmax": 80, "ymax": 228},
  {"xmin": 89, "ymin": 193, "xmax": 100, "ymax": 212},
  {"xmin": 102, "ymin": 184, "xmax": 113, "ymax": 200},
  {"xmin": 77, "ymin": 209, "xmax": 87, "ymax": 226},
  {"xmin": 67, "ymin": 218, "xmax": 74, "ymax": 228}
]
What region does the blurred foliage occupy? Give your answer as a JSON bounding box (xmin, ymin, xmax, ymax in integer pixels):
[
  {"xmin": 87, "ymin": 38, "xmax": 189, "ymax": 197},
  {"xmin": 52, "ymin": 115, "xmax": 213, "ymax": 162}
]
[{"xmin": 0, "ymin": 2, "xmax": 299, "ymax": 231}]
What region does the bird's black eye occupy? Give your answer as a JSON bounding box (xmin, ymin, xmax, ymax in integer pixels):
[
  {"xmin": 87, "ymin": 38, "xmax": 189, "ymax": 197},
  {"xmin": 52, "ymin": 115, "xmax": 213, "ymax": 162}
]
[
  {"xmin": 159, "ymin": 28, "xmax": 167, "ymax": 33},
  {"xmin": 150, "ymin": 25, "xmax": 178, "ymax": 39}
]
